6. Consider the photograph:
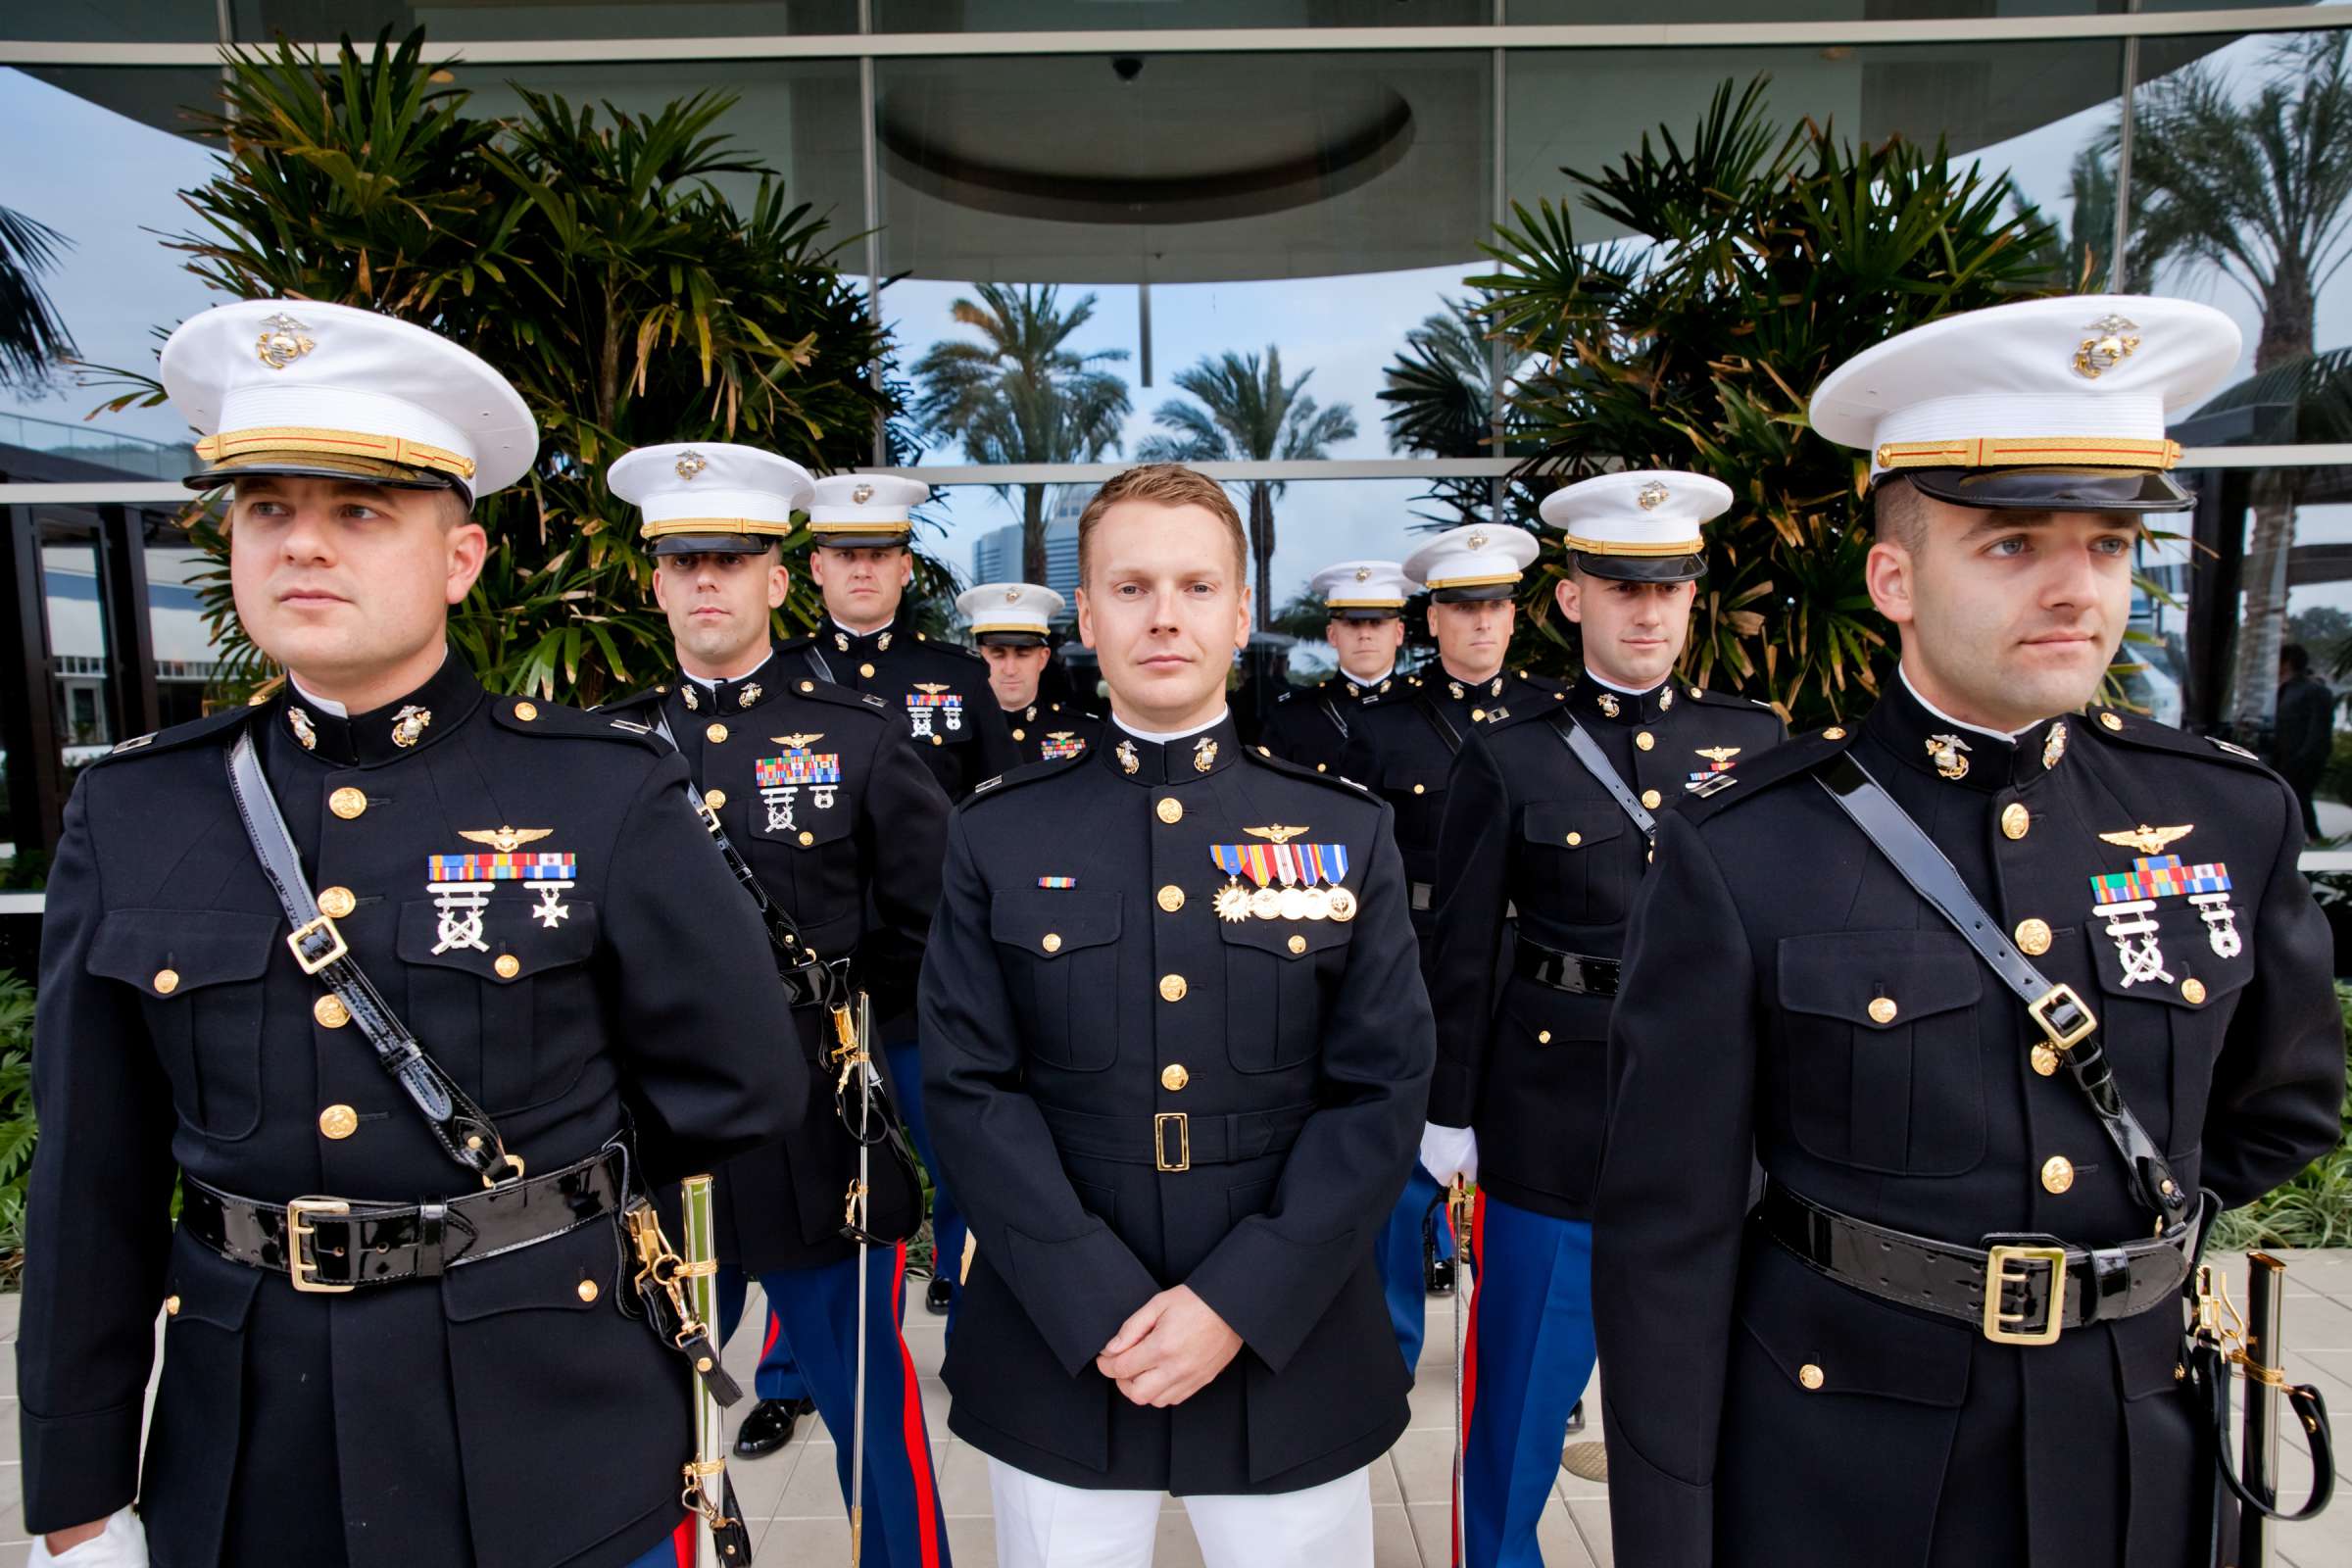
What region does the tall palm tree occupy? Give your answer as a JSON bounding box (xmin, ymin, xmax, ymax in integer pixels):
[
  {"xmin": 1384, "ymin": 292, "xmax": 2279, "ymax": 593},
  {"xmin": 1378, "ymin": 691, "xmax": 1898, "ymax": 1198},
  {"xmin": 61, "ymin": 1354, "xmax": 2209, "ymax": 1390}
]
[
  {"xmin": 912, "ymin": 282, "xmax": 1130, "ymax": 583},
  {"xmin": 0, "ymin": 206, "xmax": 75, "ymax": 389},
  {"xmin": 1379, "ymin": 297, "xmax": 1501, "ymax": 528},
  {"xmin": 2112, "ymin": 31, "xmax": 2352, "ymax": 726},
  {"xmin": 1138, "ymin": 346, "xmax": 1358, "ymax": 629}
]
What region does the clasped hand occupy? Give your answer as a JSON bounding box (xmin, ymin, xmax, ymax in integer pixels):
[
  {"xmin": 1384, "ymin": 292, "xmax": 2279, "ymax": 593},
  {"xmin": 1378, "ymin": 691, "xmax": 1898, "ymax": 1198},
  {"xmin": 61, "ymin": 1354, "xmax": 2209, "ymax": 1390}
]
[{"xmin": 1095, "ymin": 1284, "xmax": 1243, "ymax": 1407}]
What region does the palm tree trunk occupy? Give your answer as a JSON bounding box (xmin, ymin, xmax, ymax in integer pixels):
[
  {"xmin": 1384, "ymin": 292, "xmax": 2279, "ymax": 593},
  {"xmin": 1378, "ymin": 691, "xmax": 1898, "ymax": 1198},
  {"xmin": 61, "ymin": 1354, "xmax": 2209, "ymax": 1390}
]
[
  {"xmin": 2227, "ymin": 272, "xmax": 2319, "ymax": 730},
  {"xmin": 1022, "ymin": 484, "xmax": 1048, "ymax": 585},
  {"xmin": 1249, "ymin": 482, "xmax": 1275, "ymax": 632}
]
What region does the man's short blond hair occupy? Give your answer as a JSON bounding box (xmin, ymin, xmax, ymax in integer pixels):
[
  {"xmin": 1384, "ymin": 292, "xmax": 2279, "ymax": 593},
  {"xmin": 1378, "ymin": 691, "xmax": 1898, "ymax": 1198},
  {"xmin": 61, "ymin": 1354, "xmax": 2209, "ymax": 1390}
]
[{"xmin": 1076, "ymin": 464, "xmax": 1248, "ymax": 585}]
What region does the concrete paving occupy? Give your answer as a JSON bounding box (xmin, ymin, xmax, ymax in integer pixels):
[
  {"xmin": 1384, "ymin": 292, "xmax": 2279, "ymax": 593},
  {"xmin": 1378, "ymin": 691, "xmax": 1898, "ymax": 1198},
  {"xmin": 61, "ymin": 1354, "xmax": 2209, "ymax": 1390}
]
[{"xmin": 0, "ymin": 1250, "xmax": 2346, "ymax": 1565}]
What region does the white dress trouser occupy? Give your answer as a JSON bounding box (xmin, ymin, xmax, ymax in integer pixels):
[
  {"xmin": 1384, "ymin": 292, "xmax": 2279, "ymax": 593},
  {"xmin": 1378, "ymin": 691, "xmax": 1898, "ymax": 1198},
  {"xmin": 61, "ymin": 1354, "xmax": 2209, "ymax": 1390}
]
[{"xmin": 988, "ymin": 1456, "xmax": 1375, "ymax": 1568}]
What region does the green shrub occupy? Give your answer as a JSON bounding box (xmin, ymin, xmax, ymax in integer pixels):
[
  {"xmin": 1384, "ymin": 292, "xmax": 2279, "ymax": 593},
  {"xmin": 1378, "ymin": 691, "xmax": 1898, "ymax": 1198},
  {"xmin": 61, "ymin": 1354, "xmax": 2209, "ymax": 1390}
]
[
  {"xmin": 2209, "ymin": 982, "xmax": 2352, "ymax": 1250},
  {"xmin": 0, "ymin": 970, "xmax": 35, "ymax": 1286}
]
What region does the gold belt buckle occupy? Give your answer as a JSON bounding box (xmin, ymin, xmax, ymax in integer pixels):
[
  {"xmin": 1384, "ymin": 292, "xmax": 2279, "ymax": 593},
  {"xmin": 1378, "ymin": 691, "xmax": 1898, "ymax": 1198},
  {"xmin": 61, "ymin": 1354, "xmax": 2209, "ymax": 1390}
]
[
  {"xmin": 286, "ymin": 912, "xmax": 350, "ymax": 975},
  {"xmin": 2026, "ymin": 983, "xmax": 2096, "ymax": 1053},
  {"xmin": 1983, "ymin": 1243, "xmax": 2067, "ymax": 1345},
  {"xmin": 1154, "ymin": 1112, "xmax": 1190, "ymax": 1173},
  {"xmin": 286, "ymin": 1196, "xmax": 356, "ymax": 1294}
]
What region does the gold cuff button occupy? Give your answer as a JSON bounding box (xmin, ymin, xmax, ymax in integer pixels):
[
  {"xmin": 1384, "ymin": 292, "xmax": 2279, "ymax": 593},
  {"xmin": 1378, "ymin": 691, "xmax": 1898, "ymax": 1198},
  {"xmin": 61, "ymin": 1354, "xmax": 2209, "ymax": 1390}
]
[
  {"xmin": 1868, "ymin": 997, "xmax": 1898, "ymax": 1024},
  {"xmin": 1161, "ymin": 1064, "xmax": 1189, "ymax": 1092},
  {"xmin": 153, "ymin": 968, "xmax": 180, "ymax": 996},
  {"xmin": 1288, "ymin": 934, "xmax": 1307, "ymax": 955},
  {"xmin": 329, "ymin": 787, "xmax": 368, "ymax": 819},
  {"xmin": 1042, "ymin": 933, "xmax": 1062, "ymax": 954},
  {"xmin": 1636, "ymin": 732, "xmax": 1656, "ymax": 752},
  {"xmin": 2014, "ymin": 918, "xmax": 2052, "ymax": 956},
  {"xmin": 494, "ymin": 954, "xmax": 521, "ymax": 980},
  {"xmin": 318, "ymin": 886, "xmax": 357, "ymax": 919},
  {"xmin": 704, "ymin": 788, "xmax": 727, "ymax": 809},
  {"xmin": 705, "ymin": 722, "xmax": 729, "ymax": 744},
  {"xmin": 314, "ymin": 994, "xmax": 351, "ymax": 1029},
  {"xmin": 2001, "ymin": 803, "xmax": 2031, "ymax": 840},
  {"xmin": 2041, "ymin": 1154, "xmax": 2076, "ymax": 1194},
  {"xmin": 1640, "ymin": 789, "xmax": 1662, "ymax": 809},
  {"xmin": 798, "ymin": 830, "xmax": 815, "ymax": 846},
  {"xmin": 1158, "ymin": 973, "xmax": 1189, "ymax": 1003},
  {"xmin": 577, "ymin": 1279, "xmax": 601, "ymax": 1303},
  {"xmin": 1156, "ymin": 797, "xmax": 1184, "ymax": 824},
  {"xmin": 165, "ymin": 1295, "xmax": 181, "ymax": 1316},
  {"xmin": 1798, "ymin": 1363, "xmax": 1825, "ymax": 1391},
  {"xmin": 318, "ymin": 1103, "xmax": 359, "ymax": 1140},
  {"xmin": 2181, "ymin": 977, "xmax": 2207, "ymax": 1004},
  {"xmin": 514, "ymin": 701, "xmax": 538, "ymax": 721},
  {"xmin": 1157, "ymin": 885, "xmax": 1186, "ymax": 912},
  {"xmin": 859, "ymin": 662, "xmax": 877, "ymax": 678}
]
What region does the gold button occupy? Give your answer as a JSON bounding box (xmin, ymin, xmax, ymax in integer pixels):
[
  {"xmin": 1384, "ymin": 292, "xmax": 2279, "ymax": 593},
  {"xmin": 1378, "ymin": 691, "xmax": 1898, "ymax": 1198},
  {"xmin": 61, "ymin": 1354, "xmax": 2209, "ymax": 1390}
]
[
  {"xmin": 1636, "ymin": 732, "xmax": 1655, "ymax": 752},
  {"xmin": 1156, "ymin": 885, "xmax": 1185, "ymax": 912},
  {"xmin": 577, "ymin": 1279, "xmax": 600, "ymax": 1303},
  {"xmin": 329, "ymin": 786, "xmax": 368, "ymax": 819},
  {"xmin": 1868, "ymin": 997, "xmax": 1898, "ymax": 1024},
  {"xmin": 1538, "ymin": 1030, "xmax": 1552, "ymax": 1044},
  {"xmin": 800, "ymin": 680, "xmax": 815, "ymax": 693},
  {"xmin": 1798, "ymin": 1363, "xmax": 1825, "ymax": 1391},
  {"xmin": 704, "ymin": 788, "xmax": 726, "ymax": 809},
  {"xmin": 1566, "ymin": 832, "xmax": 1582, "ymax": 847},
  {"xmin": 2001, "ymin": 803, "xmax": 2031, "ymax": 840},
  {"xmin": 2014, "ymin": 918, "xmax": 2052, "ymax": 956},
  {"xmin": 1640, "ymin": 789, "xmax": 1662, "ymax": 809},
  {"xmin": 706, "ymin": 722, "xmax": 728, "ymax": 744},
  {"xmin": 859, "ymin": 662, "xmax": 876, "ymax": 678},
  {"xmin": 314, "ymin": 994, "xmax": 351, "ymax": 1029},
  {"xmin": 1012, "ymin": 728, "xmax": 1026, "ymax": 741},
  {"xmin": 165, "ymin": 1295, "xmax": 181, "ymax": 1316},
  {"xmin": 318, "ymin": 885, "xmax": 357, "ymax": 918},
  {"xmin": 798, "ymin": 830, "xmax": 815, "ymax": 846},
  {"xmin": 2032, "ymin": 1044, "xmax": 2060, "ymax": 1077},
  {"xmin": 1161, "ymin": 1064, "xmax": 1189, "ymax": 1092},
  {"xmin": 1288, "ymin": 934, "xmax": 1307, "ymax": 955},
  {"xmin": 1042, "ymin": 933, "xmax": 1062, "ymax": 954},
  {"xmin": 494, "ymin": 954, "xmax": 521, "ymax": 980},
  {"xmin": 1156, "ymin": 797, "xmax": 1184, "ymax": 824},
  {"xmin": 1471, "ymin": 709, "xmax": 1486, "ymax": 722},
  {"xmin": 931, "ymin": 734, "xmax": 944, "ymax": 747},
  {"xmin": 1158, "ymin": 973, "xmax": 1188, "ymax": 1003},
  {"xmin": 2181, "ymin": 977, "xmax": 2207, "ymax": 1004},
  {"xmin": 153, "ymin": 968, "xmax": 180, "ymax": 996},
  {"xmin": 318, "ymin": 1103, "xmax": 359, "ymax": 1140},
  {"xmin": 2041, "ymin": 1155, "xmax": 2075, "ymax": 1194},
  {"xmin": 1412, "ymin": 783, "xmax": 1426, "ymax": 795},
  {"xmin": 1823, "ymin": 727, "xmax": 1846, "ymax": 741},
  {"xmin": 514, "ymin": 701, "xmax": 538, "ymax": 721},
  {"xmin": 2099, "ymin": 711, "xmax": 2124, "ymax": 732}
]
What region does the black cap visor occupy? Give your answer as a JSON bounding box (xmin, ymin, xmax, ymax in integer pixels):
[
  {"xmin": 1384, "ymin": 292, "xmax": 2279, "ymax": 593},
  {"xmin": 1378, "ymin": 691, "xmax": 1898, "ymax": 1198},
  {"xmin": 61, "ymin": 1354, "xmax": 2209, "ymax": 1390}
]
[
  {"xmin": 650, "ymin": 532, "xmax": 782, "ymax": 558},
  {"xmin": 1328, "ymin": 606, "xmax": 1404, "ymax": 622},
  {"xmin": 1900, "ymin": 466, "xmax": 2191, "ymax": 514},
  {"xmin": 809, "ymin": 529, "xmax": 913, "ymax": 552},
  {"xmin": 974, "ymin": 629, "xmax": 1050, "ymax": 648},
  {"xmin": 194, "ymin": 454, "xmax": 467, "ymax": 504},
  {"xmin": 1571, "ymin": 550, "xmax": 1704, "ymax": 584},
  {"xmin": 1429, "ymin": 581, "xmax": 1518, "ymax": 604}
]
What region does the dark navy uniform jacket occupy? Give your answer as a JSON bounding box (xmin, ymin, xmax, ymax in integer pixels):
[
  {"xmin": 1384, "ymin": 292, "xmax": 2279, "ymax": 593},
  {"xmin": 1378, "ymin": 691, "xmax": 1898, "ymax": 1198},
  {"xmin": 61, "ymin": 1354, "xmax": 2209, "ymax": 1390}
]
[
  {"xmin": 1593, "ymin": 677, "xmax": 2344, "ymax": 1568},
  {"xmin": 1252, "ymin": 675, "xmax": 1391, "ymax": 776},
  {"xmin": 19, "ymin": 653, "xmax": 796, "ymax": 1568},
  {"xmin": 783, "ymin": 622, "xmax": 1017, "ymax": 802},
  {"xmin": 601, "ymin": 649, "xmax": 950, "ymax": 1273},
  {"xmin": 1001, "ymin": 698, "xmax": 1102, "ymax": 770},
  {"xmin": 1427, "ymin": 675, "xmax": 1784, "ymax": 1219},
  {"xmin": 917, "ymin": 714, "xmax": 1435, "ymax": 1494}
]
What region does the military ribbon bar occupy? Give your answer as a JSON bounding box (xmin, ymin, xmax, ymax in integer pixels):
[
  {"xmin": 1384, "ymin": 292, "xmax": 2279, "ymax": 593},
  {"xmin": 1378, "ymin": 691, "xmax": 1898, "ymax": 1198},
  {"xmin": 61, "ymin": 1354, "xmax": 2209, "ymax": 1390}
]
[
  {"xmin": 757, "ymin": 752, "xmax": 841, "ymax": 787},
  {"xmin": 2090, "ymin": 854, "xmax": 2233, "ymax": 906},
  {"xmin": 426, "ymin": 852, "xmax": 578, "ymax": 882}
]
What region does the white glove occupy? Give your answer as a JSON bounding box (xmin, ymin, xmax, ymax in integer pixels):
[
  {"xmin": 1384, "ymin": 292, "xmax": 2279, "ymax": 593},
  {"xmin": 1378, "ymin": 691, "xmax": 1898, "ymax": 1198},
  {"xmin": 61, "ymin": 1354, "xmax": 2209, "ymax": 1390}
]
[
  {"xmin": 31, "ymin": 1509, "xmax": 148, "ymax": 1566},
  {"xmin": 1419, "ymin": 1121, "xmax": 1478, "ymax": 1187}
]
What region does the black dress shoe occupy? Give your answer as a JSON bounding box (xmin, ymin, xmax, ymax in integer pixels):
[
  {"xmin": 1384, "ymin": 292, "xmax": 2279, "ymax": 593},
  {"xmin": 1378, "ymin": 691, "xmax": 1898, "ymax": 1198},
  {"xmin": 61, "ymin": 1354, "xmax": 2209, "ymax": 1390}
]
[
  {"xmin": 925, "ymin": 1274, "xmax": 954, "ymax": 1315},
  {"xmin": 733, "ymin": 1396, "xmax": 814, "ymax": 1458},
  {"xmin": 1565, "ymin": 1399, "xmax": 1586, "ymax": 1436},
  {"xmin": 1424, "ymin": 1236, "xmax": 1455, "ymax": 1297}
]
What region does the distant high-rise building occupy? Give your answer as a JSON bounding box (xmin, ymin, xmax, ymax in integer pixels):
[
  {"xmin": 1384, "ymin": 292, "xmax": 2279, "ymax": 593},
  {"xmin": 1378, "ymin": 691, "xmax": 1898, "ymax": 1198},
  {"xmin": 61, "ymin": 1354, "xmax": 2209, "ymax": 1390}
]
[{"xmin": 972, "ymin": 490, "xmax": 1083, "ymax": 614}]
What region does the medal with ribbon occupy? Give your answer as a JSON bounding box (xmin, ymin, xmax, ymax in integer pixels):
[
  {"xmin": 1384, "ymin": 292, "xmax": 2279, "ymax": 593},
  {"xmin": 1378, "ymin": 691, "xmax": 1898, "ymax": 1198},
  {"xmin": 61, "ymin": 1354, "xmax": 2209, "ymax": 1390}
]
[{"xmin": 1210, "ymin": 827, "xmax": 1356, "ymax": 924}]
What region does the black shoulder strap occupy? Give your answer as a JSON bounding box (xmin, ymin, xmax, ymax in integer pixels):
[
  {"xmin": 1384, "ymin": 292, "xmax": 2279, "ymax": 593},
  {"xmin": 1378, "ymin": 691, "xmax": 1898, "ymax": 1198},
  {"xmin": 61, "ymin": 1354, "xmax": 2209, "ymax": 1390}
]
[
  {"xmin": 802, "ymin": 642, "xmax": 838, "ymax": 684},
  {"xmin": 1415, "ymin": 691, "xmax": 1464, "ymax": 754},
  {"xmin": 649, "ymin": 710, "xmax": 835, "ymax": 1009},
  {"xmin": 1816, "ymin": 752, "xmax": 2190, "ymax": 1226},
  {"xmin": 225, "ymin": 727, "xmax": 521, "ymax": 1185},
  {"xmin": 1318, "ymin": 693, "xmax": 1351, "ymax": 742},
  {"xmin": 1554, "ymin": 715, "xmax": 1656, "ymax": 843}
]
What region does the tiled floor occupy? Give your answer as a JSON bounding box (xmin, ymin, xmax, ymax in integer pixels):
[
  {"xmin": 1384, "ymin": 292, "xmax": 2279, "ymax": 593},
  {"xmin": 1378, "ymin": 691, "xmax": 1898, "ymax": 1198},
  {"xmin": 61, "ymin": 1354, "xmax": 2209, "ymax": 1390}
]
[{"xmin": 1, "ymin": 1250, "xmax": 2347, "ymax": 1565}]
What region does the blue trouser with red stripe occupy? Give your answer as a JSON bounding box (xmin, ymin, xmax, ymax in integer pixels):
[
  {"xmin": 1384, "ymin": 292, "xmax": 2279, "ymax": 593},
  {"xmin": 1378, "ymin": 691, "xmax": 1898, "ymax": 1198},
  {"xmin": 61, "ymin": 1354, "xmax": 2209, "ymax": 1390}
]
[
  {"xmin": 1371, "ymin": 1160, "xmax": 1455, "ymax": 1374},
  {"xmin": 1461, "ymin": 1193, "xmax": 1595, "ymax": 1568},
  {"xmin": 885, "ymin": 1035, "xmax": 964, "ymax": 1333},
  {"xmin": 717, "ymin": 1263, "xmax": 812, "ymax": 1404},
  {"xmin": 711, "ymin": 1245, "xmax": 953, "ymax": 1568}
]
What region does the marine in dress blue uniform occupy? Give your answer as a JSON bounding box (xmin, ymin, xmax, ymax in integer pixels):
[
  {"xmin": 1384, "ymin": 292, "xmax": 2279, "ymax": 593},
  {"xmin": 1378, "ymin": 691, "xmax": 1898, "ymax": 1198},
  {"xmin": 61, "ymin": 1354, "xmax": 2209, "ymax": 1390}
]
[
  {"xmin": 958, "ymin": 580, "xmax": 1102, "ymax": 768},
  {"xmin": 16, "ymin": 301, "xmax": 798, "ymax": 1568},
  {"xmin": 600, "ymin": 443, "xmax": 954, "ymax": 1568},
  {"xmin": 1252, "ymin": 561, "xmax": 1417, "ymax": 776},
  {"xmin": 1422, "ymin": 475, "xmax": 1784, "ymax": 1567},
  {"xmin": 1593, "ymin": 298, "xmax": 2346, "ymax": 1567},
  {"xmin": 788, "ymin": 476, "xmax": 1015, "ymax": 1320}
]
